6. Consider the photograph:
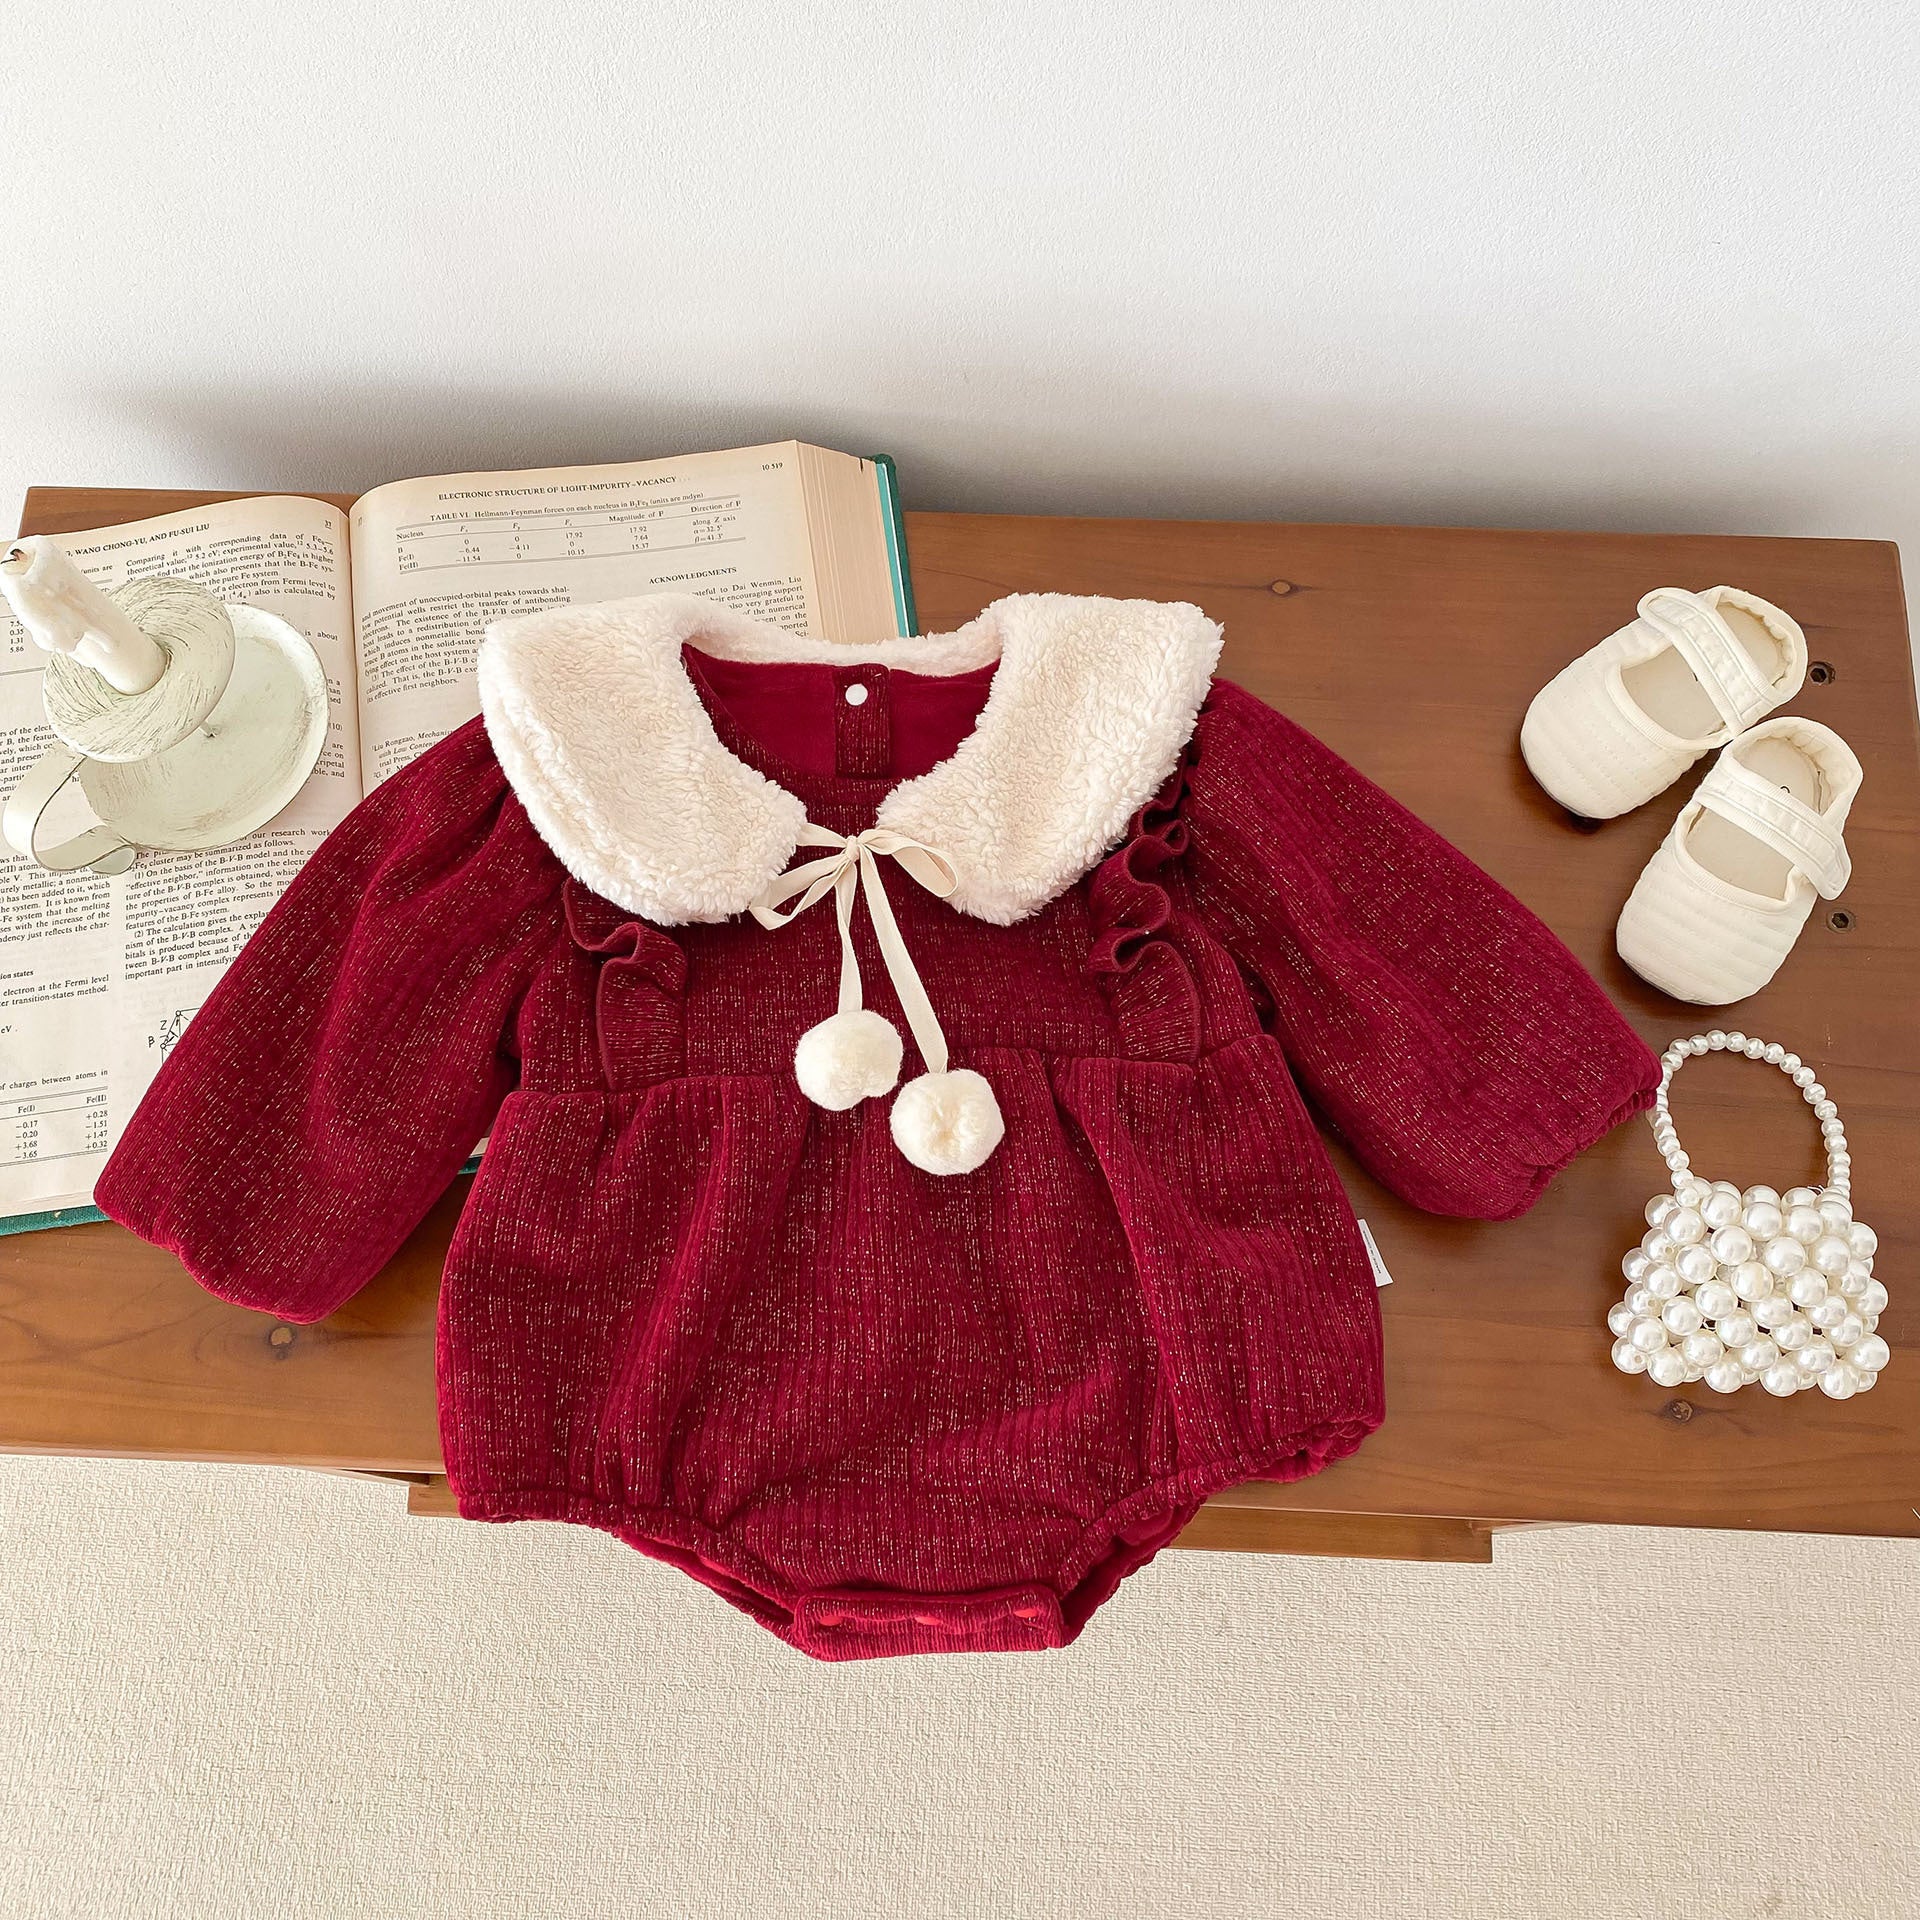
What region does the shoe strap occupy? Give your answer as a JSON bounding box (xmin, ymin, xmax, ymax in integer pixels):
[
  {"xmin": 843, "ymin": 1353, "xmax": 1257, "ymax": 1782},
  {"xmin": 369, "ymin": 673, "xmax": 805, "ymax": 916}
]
[
  {"xmin": 1695, "ymin": 753, "xmax": 1851, "ymax": 898},
  {"xmin": 1638, "ymin": 589, "xmax": 1779, "ymax": 736}
]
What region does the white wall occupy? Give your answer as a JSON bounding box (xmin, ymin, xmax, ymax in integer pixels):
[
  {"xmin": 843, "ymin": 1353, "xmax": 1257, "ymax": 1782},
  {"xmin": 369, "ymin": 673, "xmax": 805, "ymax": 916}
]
[{"xmin": 4, "ymin": 1, "xmax": 1917, "ymax": 574}]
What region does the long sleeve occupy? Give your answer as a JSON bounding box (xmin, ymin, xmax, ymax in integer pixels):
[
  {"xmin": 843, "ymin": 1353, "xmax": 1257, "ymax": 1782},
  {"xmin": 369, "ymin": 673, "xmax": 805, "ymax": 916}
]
[
  {"xmin": 1184, "ymin": 681, "xmax": 1658, "ymax": 1219},
  {"xmin": 96, "ymin": 719, "xmax": 565, "ymax": 1322}
]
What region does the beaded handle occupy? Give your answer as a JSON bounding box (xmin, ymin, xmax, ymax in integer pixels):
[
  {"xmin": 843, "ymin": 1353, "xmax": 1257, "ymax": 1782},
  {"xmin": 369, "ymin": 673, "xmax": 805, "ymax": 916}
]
[{"xmin": 1651, "ymin": 1029, "xmax": 1850, "ymax": 1202}]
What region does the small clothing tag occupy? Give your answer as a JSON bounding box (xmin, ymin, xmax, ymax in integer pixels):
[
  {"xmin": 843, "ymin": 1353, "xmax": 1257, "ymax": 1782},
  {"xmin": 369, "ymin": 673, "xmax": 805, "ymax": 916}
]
[{"xmin": 1356, "ymin": 1217, "xmax": 1394, "ymax": 1288}]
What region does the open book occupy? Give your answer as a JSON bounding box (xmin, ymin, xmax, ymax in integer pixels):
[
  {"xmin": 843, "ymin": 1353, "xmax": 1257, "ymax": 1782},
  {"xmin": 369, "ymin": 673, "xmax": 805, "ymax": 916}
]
[{"xmin": 0, "ymin": 443, "xmax": 912, "ymax": 1233}]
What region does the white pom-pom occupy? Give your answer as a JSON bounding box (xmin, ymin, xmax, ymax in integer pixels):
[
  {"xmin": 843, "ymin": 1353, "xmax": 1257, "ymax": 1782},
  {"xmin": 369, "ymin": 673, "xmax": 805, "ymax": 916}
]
[
  {"xmin": 793, "ymin": 1008, "xmax": 902, "ymax": 1111},
  {"xmin": 890, "ymin": 1068, "xmax": 1004, "ymax": 1176}
]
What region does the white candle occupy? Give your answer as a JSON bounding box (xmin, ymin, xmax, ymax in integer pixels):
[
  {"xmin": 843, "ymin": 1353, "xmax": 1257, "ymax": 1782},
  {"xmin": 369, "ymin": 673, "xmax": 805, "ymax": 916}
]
[{"xmin": 1, "ymin": 536, "xmax": 167, "ymax": 695}]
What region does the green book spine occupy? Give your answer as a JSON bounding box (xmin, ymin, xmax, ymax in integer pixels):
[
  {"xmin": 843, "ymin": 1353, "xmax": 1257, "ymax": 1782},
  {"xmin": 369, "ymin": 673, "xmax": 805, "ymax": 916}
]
[
  {"xmin": 0, "ymin": 1203, "xmax": 107, "ymax": 1237},
  {"xmin": 870, "ymin": 453, "xmax": 918, "ymax": 637}
]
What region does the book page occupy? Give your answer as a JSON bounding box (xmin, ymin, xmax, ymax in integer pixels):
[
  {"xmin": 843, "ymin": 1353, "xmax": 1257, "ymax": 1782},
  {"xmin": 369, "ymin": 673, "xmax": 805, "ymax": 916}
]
[
  {"xmin": 0, "ymin": 496, "xmax": 356, "ymax": 1219},
  {"xmin": 349, "ymin": 445, "xmax": 824, "ymax": 787}
]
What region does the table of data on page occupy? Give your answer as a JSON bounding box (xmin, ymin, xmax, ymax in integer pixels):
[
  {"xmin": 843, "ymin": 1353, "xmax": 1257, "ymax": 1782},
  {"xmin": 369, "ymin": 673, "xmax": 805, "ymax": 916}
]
[{"xmin": 392, "ymin": 497, "xmax": 744, "ymax": 574}]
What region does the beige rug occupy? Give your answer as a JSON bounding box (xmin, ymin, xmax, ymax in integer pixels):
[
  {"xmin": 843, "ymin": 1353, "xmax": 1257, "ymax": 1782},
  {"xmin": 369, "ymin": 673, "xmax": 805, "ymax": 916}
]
[{"xmin": 1, "ymin": 1454, "xmax": 1914, "ymax": 1919}]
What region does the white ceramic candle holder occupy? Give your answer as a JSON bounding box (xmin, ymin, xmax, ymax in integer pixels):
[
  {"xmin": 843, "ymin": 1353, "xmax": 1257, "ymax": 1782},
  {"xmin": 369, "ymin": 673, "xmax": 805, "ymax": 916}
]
[
  {"xmin": 1609, "ymin": 1031, "xmax": 1888, "ymax": 1398},
  {"xmin": 1, "ymin": 538, "xmax": 327, "ymax": 876}
]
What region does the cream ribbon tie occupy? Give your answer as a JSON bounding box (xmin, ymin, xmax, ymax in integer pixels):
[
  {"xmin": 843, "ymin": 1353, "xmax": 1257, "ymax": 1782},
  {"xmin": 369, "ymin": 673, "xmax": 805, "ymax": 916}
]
[{"xmin": 750, "ymin": 825, "xmax": 960, "ymax": 1076}]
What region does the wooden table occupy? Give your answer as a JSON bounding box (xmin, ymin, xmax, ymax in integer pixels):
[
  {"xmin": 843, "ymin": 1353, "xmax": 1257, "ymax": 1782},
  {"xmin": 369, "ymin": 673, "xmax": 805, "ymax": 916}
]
[{"xmin": 5, "ymin": 487, "xmax": 1916, "ymax": 1567}]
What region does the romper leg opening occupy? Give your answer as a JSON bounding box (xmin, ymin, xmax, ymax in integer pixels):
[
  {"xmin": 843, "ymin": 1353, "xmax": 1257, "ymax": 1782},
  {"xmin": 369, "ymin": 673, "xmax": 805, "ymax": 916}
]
[{"xmin": 790, "ymin": 1582, "xmax": 1068, "ymax": 1660}]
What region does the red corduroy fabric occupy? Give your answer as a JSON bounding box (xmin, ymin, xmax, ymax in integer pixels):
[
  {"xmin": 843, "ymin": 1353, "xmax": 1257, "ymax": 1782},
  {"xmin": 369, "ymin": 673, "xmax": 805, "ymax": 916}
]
[{"xmin": 97, "ymin": 656, "xmax": 1658, "ymax": 1659}]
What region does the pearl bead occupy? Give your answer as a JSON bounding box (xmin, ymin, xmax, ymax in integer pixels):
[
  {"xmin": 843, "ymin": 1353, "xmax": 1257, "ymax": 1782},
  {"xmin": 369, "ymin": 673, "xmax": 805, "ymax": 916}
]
[
  {"xmin": 1763, "ymin": 1044, "xmax": 1785, "ymax": 1065},
  {"xmin": 1809, "ymin": 1296, "xmax": 1848, "ymax": 1333},
  {"xmin": 1817, "ymin": 1195, "xmax": 1853, "ymax": 1231},
  {"xmin": 1695, "ymin": 1280, "xmax": 1738, "ymax": 1321},
  {"xmin": 1792, "ymin": 1067, "xmax": 1816, "ymax": 1088},
  {"xmin": 1705, "ymin": 1359, "xmax": 1745, "ymax": 1393},
  {"xmin": 1677, "ymin": 1176, "xmax": 1712, "ymax": 1208},
  {"xmin": 1646, "ymin": 1266, "xmax": 1683, "ymax": 1301},
  {"xmin": 1847, "ymin": 1223, "xmax": 1878, "ymax": 1260},
  {"xmin": 1707, "ymin": 1030, "xmax": 1728, "ymax": 1049},
  {"xmin": 1642, "ymin": 1228, "xmax": 1675, "ymax": 1262},
  {"xmin": 1851, "ymin": 1335, "xmax": 1890, "ymax": 1373},
  {"xmin": 1818, "ymin": 1365, "xmax": 1858, "ymax": 1399},
  {"xmin": 1795, "ymin": 1339, "xmax": 1836, "ymax": 1375},
  {"xmin": 1676, "ymin": 1245, "xmax": 1717, "ymax": 1286},
  {"xmin": 1821, "ymin": 1118, "xmax": 1846, "ymax": 1142},
  {"xmin": 1786, "ymin": 1205, "xmax": 1825, "ymax": 1245},
  {"xmin": 1775, "ymin": 1315, "xmax": 1813, "ymax": 1351},
  {"xmin": 1744, "ymin": 1037, "xmax": 1766, "ymax": 1058},
  {"xmin": 1662, "ymin": 1298, "xmax": 1703, "ymax": 1337},
  {"xmin": 1857, "ymin": 1280, "xmax": 1888, "ymax": 1317},
  {"xmin": 1716, "ymin": 1309, "xmax": 1757, "ymax": 1349},
  {"xmin": 1622, "ymin": 1250, "xmax": 1653, "ymax": 1285},
  {"xmin": 1630, "ymin": 1316, "xmax": 1669, "ymax": 1353},
  {"xmin": 1783, "ymin": 1186, "xmax": 1818, "ymax": 1208},
  {"xmin": 1779, "ymin": 1054, "xmax": 1801, "ymax": 1073},
  {"xmin": 1763, "ymin": 1235, "xmax": 1807, "ymax": 1278},
  {"xmin": 1763, "ymin": 1361, "xmax": 1803, "ymax": 1396},
  {"xmin": 1855, "ymin": 1367, "xmax": 1878, "ymax": 1392},
  {"xmin": 1708, "ymin": 1226, "xmax": 1754, "ymax": 1267},
  {"xmin": 1788, "ymin": 1272, "xmax": 1829, "ymax": 1310},
  {"xmin": 1743, "ymin": 1202, "xmax": 1784, "ymax": 1241},
  {"xmin": 1648, "ymin": 1350, "xmax": 1688, "ymax": 1388},
  {"xmin": 1668, "ymin": 1209, "xmax": 1707, "ymax": 1246},
  {"xmin": 1806, "ymin": 1083, "xmax": 1826, "ymax": 1105},
  {"xmin": 1681, "ymin": 1330, "xmax": 1725, "ymax": 1368},
  {"xmin": 1607, "ymin": 1302, "xmax": 1635, "ymax": 1337},
  {"xmin": 1702, "ymin": 1191, "xmax": 1742, "ymax": 1230},
  {"xmin": 1724, "ymin": 1032, "xmax": 1746, "ymax": 1050},
  {"xmin": 1732, "ymin": 1261, "xmax": 1774, "ymax": 1303},
  {"xmin": 1814, "ymin": 1099, "xmax": 1838, "ymax": 1121},
  {"xmin": 1810, "ymin": 1234, "xmax": 1851, "ymax": 1278},
  {"xmin": 1752, "ymin": 1295, "xmax": 1794, "ymax": 1331},
  {"xmin": 1625, "ymin": 1284, "xmax": 1656, "ymax": 1317},
  {"xmin": 1743, "ymin": 1184, "xmax": 1782, "ymax": 1207},
  {"xmin": 1832, "ymin": 1315, "xmax": 1865, "ymax": 1350},
  {"xmin": 1666, "ymin": 1150, "xmax": 1691, "ymax": 1171},
  {"xmin": 1862, "ymin": 1312, "xmax": 1880, "ymax": 1334},
  {"xmin": 1613, "ymin": 1337, "xmax": 1650, "ymax": 1374},
  {"xmin": 1644, "ymin": 1194, "xmax": 1678, "ymax": 1230},
  {"xmin": 1739, "ymin": 1338, "xmax": 1780, "ymax": 1372},
  {"xmin": 1839, "ymin": 1262, "xmax": 1869, "ymax": 1298}
]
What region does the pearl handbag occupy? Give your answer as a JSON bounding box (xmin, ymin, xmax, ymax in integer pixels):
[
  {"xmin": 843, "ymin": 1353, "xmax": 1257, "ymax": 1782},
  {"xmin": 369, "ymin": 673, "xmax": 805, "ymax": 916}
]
[{"xmin": 1609, "ymin": 1030, "xmax": 1889, "ymax": 1398}]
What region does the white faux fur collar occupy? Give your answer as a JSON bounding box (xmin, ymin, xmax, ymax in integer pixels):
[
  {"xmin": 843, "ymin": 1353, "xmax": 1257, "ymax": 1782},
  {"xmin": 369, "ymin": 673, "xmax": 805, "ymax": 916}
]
[{"xmin": 476, "ymin": 591, "xmax": 1224, "ymax": 927}]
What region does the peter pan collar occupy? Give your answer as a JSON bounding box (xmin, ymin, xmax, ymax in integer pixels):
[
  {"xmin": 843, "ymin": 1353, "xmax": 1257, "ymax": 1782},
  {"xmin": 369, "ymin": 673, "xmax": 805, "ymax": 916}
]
[{"xmin": 476, "ymin": 591, "xmax": 1223, "ymax": 927}]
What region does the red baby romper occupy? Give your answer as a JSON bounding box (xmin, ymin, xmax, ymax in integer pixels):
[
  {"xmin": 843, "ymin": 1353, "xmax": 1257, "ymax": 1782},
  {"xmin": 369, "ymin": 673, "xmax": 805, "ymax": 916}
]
[{"xmin": 97, "ymin": 593, "xmax": 1658, "ymax": 1659}]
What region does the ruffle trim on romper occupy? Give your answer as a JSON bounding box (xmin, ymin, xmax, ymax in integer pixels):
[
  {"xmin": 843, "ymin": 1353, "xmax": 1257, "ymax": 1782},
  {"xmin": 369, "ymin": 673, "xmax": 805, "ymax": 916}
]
[{"xmin": 1085, "ymin": 756, "xmax": 1202, "ymax": 1061}]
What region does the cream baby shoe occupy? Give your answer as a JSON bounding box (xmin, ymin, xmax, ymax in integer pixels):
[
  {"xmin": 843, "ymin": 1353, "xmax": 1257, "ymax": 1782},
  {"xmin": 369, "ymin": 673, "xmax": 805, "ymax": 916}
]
[
  {"xmin": 1522, "ymin": 586, "xmax": 1807, "ymax": 818},
  {"xmin": 1616, "ymin": 717, "xmax": 1862, "ymax": 1005}
]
